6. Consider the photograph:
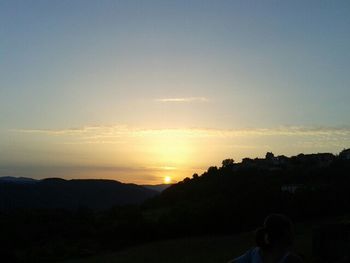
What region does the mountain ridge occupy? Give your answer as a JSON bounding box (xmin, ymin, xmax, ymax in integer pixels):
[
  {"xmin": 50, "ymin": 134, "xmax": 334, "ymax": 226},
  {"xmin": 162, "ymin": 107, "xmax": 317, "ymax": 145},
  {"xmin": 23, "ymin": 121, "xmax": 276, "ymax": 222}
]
[{"xmin": 0, "ymin": 177, "xmax": 158, "ymax": 210}]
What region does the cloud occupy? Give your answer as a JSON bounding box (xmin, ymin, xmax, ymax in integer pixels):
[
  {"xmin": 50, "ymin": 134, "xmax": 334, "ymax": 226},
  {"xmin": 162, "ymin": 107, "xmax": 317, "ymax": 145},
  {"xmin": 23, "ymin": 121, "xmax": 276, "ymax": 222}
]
[
  {"xmin": 6, "ymin": 125, "xmax": 350, "ymax": 183},
  {"xmin": 10, "ymin": 125, "xmax": 129, "ymax": 137},
  {"xmin": 213, "ymin": 126, "xmax": 350, "ymax": 137},
  {"xmin": 12, "ymin": 125, "xmax": 350, "ymax": 137},
  {"xmin": 155, "ymin": 97, "xmax": 209, "ymax": 103},
  {"xmin": 10, "ymin": 125, "xmax": 350, "ymax": 146}
]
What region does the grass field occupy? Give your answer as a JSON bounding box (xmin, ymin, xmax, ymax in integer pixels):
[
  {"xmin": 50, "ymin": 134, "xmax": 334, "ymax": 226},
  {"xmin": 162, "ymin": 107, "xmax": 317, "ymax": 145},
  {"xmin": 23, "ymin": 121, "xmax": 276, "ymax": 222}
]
[
  {"xmin": 62, "ymin": 232, "xmax": 254, "ymax": 263},
  {"xmin": 62, "ymin": 219, "xmax": 319, "ymax": 263}
]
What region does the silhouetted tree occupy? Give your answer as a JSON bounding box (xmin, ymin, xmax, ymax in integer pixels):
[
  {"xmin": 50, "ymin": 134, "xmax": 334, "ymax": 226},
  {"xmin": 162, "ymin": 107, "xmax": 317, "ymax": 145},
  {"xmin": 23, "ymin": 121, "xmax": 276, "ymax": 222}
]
[
  {"xmin": 266, "ymin": 152, "xmax": 275, "ymax": 160},
  {"xmin": 207, "ymin": 166, "xmax": 218, "ymax": 173},
  {"xmin": 222, "ymin": 158, "xmax": 235, "ymax": 168},
  {"xmin": 183, "ymin": 177, "xmax": 191, "ymax": 183}
]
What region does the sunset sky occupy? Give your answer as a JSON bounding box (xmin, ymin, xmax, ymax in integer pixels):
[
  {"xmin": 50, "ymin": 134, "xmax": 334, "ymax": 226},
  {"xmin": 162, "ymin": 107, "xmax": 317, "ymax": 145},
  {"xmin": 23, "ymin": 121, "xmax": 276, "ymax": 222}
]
[{"xmin": 1, "ymin": 1, "xmax": 350, "ymax": 184}]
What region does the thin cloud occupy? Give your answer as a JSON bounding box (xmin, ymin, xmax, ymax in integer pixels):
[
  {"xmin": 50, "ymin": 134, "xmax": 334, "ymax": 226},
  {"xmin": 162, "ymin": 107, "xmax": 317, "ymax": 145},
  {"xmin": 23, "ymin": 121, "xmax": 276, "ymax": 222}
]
[
  {"xmin": 155, "ymin": 97, "xmax": 209, "ymax": 103},
  {"xmin": 10, "ymin": 125, "xmax": 129, "ymax": 136},
  {"xmin": 10, "ymin": 125, "xmax": 350, "ymax": 144}
]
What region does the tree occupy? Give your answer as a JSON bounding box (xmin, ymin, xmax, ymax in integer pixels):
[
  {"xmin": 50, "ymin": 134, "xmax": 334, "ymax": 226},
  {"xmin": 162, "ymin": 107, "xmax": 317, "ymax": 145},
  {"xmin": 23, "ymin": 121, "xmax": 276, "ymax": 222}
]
[
  {"xmin": 265, "ymin": 152, "xmax": 275, "ymax": 160},
  {"xmin": 207, "ymin": 166, "xmax": 218, "ymax": 175},
  {"xmin": 183, "ymin": 177, "xmax": 191, "ymax": 183},
  {"xmin": 222, "ymin": 159, "xmax": 235, "ymax": 168}
]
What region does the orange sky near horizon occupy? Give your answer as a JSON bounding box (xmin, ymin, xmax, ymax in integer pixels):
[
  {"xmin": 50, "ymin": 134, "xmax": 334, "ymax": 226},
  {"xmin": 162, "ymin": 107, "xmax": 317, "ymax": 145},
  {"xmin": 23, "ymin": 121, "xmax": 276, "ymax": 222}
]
[{"xmin": 2, "ymin": 125, "xmax": 350, "ymax": 184}]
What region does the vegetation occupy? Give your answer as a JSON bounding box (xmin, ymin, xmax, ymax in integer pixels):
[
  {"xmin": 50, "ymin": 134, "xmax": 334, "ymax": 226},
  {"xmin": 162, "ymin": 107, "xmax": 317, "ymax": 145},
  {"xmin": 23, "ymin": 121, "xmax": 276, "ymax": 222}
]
[
  {"xmin": 62, "ymin": 232, "xmax": 258, "ymax": 263},
  {"xmin": 1, "ymin": 150, "xmax": 350, "ymax": 262},
  {"xmin": 61, "ymin": 214, "xmax": 350, "ymax": 263}
]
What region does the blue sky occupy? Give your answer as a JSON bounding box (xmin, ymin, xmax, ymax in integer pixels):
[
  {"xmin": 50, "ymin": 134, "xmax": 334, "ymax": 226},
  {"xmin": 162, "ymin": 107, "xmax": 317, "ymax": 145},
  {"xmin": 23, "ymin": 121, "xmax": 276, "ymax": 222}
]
[{"xmin": 1, "ymin": 1, "xmax": 350, "ymax": 183}]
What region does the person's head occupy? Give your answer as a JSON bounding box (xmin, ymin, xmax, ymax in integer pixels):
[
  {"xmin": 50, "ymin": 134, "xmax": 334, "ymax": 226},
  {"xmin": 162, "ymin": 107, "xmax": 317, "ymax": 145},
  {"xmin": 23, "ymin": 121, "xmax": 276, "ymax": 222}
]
[{"xmin": 255, "ymin": 214, "xmax": 294, "ymax": 251}]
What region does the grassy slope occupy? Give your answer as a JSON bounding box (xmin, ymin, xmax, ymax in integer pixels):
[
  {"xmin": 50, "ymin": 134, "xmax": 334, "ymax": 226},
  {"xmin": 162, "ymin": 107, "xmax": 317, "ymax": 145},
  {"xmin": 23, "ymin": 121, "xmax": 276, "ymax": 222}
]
[
  {"xmin": 62, "ymin": 221, "xmax": 316, "ymax": 263},
  {"xmin": 62, "ymin": 232, "xmax": 251, "ymax": 263},
  {"xmin": 62, "ymin": 214, "xmax": 350, "ymax": 263}
]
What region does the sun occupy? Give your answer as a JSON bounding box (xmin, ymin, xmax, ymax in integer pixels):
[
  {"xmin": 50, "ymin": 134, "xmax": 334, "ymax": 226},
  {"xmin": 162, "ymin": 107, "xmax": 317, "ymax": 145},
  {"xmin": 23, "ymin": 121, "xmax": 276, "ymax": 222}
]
[{"xmin": 164, "ymin": 176, "xmax": 172, "ymax": 184}]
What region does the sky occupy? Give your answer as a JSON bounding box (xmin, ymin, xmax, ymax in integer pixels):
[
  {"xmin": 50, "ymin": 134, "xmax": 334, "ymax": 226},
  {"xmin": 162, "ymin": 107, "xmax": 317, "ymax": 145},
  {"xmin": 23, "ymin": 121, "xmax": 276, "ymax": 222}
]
[{"xmin": 1, "ymin": 0, "xmax": 350, "ymax": 184}]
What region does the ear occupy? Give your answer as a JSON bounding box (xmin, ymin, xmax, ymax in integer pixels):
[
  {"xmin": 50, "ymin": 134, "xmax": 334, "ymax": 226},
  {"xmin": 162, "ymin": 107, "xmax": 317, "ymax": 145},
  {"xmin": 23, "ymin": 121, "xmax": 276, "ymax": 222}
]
[{"xmin": 264, "ymin": 233, "xmax": 270, "ymax": 245}]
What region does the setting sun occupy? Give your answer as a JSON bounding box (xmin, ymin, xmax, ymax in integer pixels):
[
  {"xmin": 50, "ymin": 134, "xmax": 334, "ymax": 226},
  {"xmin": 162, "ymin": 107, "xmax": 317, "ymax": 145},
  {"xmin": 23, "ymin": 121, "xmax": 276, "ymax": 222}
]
[
  {"xmin": 164, "ymin": 176, "xmax": 172, "ymax": 184},
  {"xmin": 1, "ymin": 0, "xmax": 350, "ymax": 187}
]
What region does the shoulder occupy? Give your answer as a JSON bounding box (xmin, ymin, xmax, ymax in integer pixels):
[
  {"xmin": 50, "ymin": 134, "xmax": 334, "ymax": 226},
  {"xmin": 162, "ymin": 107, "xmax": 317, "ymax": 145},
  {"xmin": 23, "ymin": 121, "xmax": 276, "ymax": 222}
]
[{"xmin": 228, "ymin": 247, "xmax": 258, "ymax": 263}]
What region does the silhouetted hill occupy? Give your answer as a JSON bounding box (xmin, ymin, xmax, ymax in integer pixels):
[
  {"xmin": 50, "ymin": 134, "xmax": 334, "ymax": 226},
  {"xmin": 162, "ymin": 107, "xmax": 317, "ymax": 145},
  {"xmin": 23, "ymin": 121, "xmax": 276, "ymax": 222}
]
[
  {"xmin": 0, "ymin": 178, "xmax": 158, "ymax": 210},
  {"xmin": 144, "ymin": 150, "xmax": 350, "ymax": 235},
  {"xmin": 142, "ymin": 184, "xmax": 171, "ymax": 192},
  {"xmin": 2, "ymin": 150, "xmax": 350, "ymax": 263},
  {"xmin": 0, "ymin": 176, "xmax": 38, "ymax": 184}
]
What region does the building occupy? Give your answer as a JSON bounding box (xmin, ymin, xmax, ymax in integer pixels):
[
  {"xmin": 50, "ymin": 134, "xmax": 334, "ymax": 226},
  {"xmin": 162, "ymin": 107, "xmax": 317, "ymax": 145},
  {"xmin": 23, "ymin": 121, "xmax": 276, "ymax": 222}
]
[{"xmin": 339, "ymin": 149, "xmax": 350, "ymax": 160}]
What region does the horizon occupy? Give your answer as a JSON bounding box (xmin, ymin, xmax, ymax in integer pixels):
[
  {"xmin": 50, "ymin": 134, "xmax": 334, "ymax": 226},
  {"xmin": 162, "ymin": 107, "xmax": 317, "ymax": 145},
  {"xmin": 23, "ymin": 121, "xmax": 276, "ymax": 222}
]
[
  {"xmin": 1, "ymin": 1, "xmax": 350, "ymax": 184},
  {"xmin": 1, "ymin": 146, "xmax": 349, "ymax": 185}
]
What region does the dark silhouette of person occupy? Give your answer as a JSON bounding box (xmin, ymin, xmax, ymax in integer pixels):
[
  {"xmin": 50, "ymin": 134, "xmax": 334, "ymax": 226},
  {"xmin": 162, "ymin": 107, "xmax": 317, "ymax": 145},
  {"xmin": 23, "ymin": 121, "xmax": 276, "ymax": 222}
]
[{"xmin": 228, "ymin": 214, "xmax": 303, "ymax": 263}]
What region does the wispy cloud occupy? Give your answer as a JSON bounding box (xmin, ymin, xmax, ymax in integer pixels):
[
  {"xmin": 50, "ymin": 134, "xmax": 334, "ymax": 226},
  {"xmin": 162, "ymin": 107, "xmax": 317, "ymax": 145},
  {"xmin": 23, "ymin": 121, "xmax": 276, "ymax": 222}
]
[
  {"xmin": 11, "ymin": 125, "xmax": 350, "ymax": 145},
  {"xmin": 10, "ymin": 125, "xmax": 129, "ymax": 137},
  {"xmin": 155, "ymin": 97, "xmax": 209, "ymax": 103},
  {"xmin": 11, "ymin": 125, "xmax": 350, "ymax": 137},
  {"xmin": 6, "ymin": 125, "xmax": 350, "ymax": 183}
]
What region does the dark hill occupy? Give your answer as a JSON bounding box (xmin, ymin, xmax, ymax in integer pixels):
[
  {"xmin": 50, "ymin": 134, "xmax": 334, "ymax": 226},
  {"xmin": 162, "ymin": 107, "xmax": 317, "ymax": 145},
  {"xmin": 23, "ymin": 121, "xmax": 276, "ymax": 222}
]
[
  {"xmin": 144, "ymin": 151, "xmax": 350, "ymax": 235},
  {"xmin": 142, "ymin": 184, "xmax": 171, "ymax": 192},
  {"xmin": 0, "ymin": 176, "xmax": 38, "ymax": 184},
  {"xmin": 0, "ymin": 178, "xmax": 158, "ymax": 210}
]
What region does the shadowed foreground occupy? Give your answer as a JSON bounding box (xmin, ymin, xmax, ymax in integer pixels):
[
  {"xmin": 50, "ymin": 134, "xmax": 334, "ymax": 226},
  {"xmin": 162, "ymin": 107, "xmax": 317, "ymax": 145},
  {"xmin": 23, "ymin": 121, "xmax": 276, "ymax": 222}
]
[{"xmin": 62, "ymin": 222, "xmax": 312, "ymax": 263}]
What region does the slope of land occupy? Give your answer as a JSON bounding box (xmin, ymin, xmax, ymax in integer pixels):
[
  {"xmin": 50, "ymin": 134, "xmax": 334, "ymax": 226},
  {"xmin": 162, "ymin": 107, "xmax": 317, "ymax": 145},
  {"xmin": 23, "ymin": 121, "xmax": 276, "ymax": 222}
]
[
  {"xmin": 61, "ymin": 218, "xmax": 322, "ymax": 263},
  {"xmin": 61, "ymin": 214, "xmax": 350, "ymax": 263},
  {"xmin": 2, "ymin": 149, "xmax": 350, "ymax": 262},
  {"xmin": 142, "ymin": 184, "xmax": 171, "ymax": 192},
  {"xmin": 0, "ymin": 178, "xmax": 158, "ymax": 210}
]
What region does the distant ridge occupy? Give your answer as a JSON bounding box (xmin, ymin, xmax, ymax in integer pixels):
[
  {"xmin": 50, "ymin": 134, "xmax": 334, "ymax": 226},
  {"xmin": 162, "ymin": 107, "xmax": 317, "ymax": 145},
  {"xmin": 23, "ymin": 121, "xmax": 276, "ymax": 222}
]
[
  {"xmin": 0, "ymin": 176, "xmax": 38, "ymax": 184},
  {"xmin": 0, "ymin": 178, "xmax": 158, "ymax": 210},
  {"xmin": 142, "ymin": 184, "xmax": 171, "ymax": 192}
]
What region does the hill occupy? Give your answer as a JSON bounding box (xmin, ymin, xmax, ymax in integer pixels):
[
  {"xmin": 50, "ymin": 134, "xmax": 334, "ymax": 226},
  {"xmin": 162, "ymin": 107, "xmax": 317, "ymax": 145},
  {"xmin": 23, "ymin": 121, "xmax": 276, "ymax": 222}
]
[
  {"xmin": 143, "ymin": 150, "xmax": 350, "ymax": 236},
  {"xmin": 2, "ymin": 149, "xmax": 350, "ymax": 262},
  {"xmin": 61, "ymin": 232, "xmax": 256, "ymax": 263},
  {"xmin": 0, "ymin": 178, "xmax": 158, "ymax": 210},
  {"xmin": 0, "ymin": 176, "xmax": 38, "ymax": 184},
  {"xmin": 61, "ymin": 216, "xmax": 323, "ymax": 263},
  {"xmin": 142, "ymin": 184, "xmax": 171, "ymax": 192}
]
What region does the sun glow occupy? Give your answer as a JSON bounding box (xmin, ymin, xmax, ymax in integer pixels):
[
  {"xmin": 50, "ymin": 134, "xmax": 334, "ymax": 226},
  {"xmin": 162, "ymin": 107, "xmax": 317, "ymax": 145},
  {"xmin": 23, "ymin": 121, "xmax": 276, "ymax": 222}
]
[
  {"xmin": 136, "ymin": 129, "xmax": 196, "ymax": 183},
  {"xmin": 164, "ymin": 176, "xmax": 172, "ymax": 184}
]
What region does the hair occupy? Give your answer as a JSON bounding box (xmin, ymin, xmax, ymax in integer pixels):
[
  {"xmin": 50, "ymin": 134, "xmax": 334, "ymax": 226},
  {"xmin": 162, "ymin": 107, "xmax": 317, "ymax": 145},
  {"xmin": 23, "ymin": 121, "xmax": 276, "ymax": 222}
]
[{"xmin": 255, "ymin": 214, "xmax": 294, "ymax": 250}]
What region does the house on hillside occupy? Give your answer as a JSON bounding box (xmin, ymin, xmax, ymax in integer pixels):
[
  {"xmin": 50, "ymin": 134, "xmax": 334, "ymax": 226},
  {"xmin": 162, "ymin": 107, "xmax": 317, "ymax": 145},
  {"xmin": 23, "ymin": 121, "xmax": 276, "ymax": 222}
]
[
  {"xmin": 339, "ymin": 149, "xmax": 350, "ymax": 160},
  {"xmin": 241, "ymin": 158, "xmax": 255, "ymax": 167},
  {"xmin": 292, "ymin": 153, "xmax": 334, "ymax": 167}
]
